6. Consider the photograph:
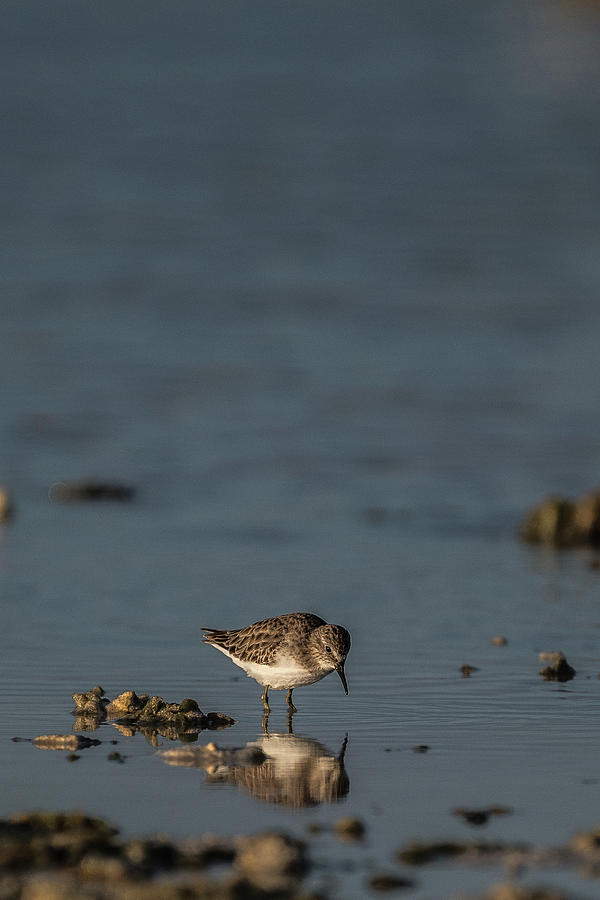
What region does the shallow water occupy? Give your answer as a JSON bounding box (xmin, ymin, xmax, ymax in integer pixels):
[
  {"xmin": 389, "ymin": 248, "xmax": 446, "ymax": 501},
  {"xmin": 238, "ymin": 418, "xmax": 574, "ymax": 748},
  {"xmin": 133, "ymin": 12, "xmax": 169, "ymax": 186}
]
[{"xmin": 3, "ymin": 1, "xmax": 600, "ymax": 897}]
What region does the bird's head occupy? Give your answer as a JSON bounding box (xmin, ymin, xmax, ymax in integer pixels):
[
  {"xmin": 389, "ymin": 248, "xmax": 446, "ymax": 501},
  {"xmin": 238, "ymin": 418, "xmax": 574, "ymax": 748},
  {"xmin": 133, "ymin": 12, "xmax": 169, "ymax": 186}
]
[{"xmin": 309, "ymin": 624, "xmax": 351, "ymax": 694}]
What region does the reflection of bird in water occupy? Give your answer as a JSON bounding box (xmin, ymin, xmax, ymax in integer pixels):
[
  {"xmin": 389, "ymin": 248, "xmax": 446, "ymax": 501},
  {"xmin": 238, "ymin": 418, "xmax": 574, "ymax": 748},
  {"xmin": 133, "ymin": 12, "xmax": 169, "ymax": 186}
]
[
  {"xmin": 159, "ymin": 731, "xmax": 349, "ymax": 809},
  {"xmin": 207, "ymin": 732, "xmax": 349, "ymax": 808}
]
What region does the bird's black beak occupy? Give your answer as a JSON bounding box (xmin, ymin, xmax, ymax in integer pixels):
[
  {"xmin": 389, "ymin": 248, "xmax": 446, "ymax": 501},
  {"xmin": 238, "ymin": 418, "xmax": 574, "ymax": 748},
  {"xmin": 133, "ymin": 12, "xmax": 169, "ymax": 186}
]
[{"xmin": 336, "ymin": 663, "xmax": 348, "ymax": 695}]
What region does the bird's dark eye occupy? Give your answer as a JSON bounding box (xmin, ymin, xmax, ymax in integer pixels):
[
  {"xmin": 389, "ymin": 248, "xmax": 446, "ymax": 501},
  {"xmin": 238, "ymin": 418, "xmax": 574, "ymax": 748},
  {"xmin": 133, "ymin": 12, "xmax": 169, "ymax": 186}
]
[{"xmin": 325, "ymin": 645, "xmax": 331, "ymax": 653}]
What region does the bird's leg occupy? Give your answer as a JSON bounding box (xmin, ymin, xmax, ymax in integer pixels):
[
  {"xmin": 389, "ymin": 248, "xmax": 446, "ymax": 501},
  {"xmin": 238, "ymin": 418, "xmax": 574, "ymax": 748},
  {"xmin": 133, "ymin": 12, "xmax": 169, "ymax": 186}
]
[
  {"xmin": 285, "ymin": 689, "xmax": 297, "ymax": 715},
  {"xmin": 261, "ymin": 711, "xmax": 270, "ymax": 735},
  {"xmin": 261, "ymin": 685, "xmax": 270, "ymax": 712}
]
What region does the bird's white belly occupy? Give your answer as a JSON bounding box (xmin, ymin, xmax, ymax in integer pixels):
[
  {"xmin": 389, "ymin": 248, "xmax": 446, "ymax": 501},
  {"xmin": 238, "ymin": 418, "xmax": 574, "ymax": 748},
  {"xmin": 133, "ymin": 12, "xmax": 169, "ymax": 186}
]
[{"xmin": 212, "ymin": 646, "xmax": 328, "ymax": 690}]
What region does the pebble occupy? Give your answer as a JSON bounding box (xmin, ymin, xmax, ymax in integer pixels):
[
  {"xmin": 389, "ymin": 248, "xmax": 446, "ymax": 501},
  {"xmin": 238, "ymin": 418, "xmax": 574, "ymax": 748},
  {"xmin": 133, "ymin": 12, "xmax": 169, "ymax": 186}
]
[{"xmin": 334, "ymin": 816, "xmax": 366, "ymax": 841}]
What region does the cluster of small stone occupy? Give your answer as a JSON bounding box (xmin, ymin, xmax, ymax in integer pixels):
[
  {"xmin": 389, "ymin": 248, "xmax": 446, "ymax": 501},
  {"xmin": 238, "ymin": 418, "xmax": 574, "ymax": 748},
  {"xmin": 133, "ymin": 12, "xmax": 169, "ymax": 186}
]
[
  {"xmin": 71, "ymin": 686, "xmax": 235, "ymax": 737},
  {"xmin": 520, "ymin": 488, "xmax": 600, "ymax": 547},
  {"xmin": 0, "ymin": 811, "xmax": 311, "ymax": 899}
]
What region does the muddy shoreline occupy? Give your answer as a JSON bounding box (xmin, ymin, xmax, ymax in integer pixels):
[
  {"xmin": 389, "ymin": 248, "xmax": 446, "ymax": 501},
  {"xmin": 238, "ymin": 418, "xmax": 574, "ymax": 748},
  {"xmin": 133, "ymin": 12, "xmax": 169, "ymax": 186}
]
[{"xmin": 2, "ymin": 806, "xmax": 599, "ymax": 899}]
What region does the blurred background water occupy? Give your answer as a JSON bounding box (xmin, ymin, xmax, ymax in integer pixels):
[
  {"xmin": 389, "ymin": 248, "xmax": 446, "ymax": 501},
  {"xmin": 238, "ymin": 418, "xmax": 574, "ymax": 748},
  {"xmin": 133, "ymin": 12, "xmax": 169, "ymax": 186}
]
[{"xmin": 2, "ymin": 1, "xmax": 600, "ymax": 897}]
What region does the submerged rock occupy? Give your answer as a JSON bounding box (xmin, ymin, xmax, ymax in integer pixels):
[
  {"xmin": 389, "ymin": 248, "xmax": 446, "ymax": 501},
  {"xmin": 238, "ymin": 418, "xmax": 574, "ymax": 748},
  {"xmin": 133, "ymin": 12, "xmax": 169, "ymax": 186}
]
[
  {"xmin": 452, "ymin": 806, "xmax": 513, "ymax": 827},
  {"xmin": 334, "ymin": 816, "xmax": 365, "ymax": 841},
  {"xmin": 107, "ymin": 751, "xmax": 126, "ymax": 764},
  {"xmin": 491, "ymin": 636, "xmax": 508, "ymax": 646},
  {"xmin": 369, "ymin": 872, "xmax": 415, "ymax": 892},
  {"xmin": 538, "ymin": 651, "xmax": 576, "ymax": 682},
  {"xmin": 396, "ymin": 838, "xmax": 527, "ymax": 867},
  {"xmin": 460, "ymin": 664, "xmax": 478, "ymax": 677},
  {"xmin": 396, "ymin": 839, "xmax": 467, "ymax": 865},
  {"xmin": 520, "ymin": 488, "xmax": 600, "ymax": 547},
  {"xmin": 49, "ymin": 481, "xmax": 136, "ymax": 502}
]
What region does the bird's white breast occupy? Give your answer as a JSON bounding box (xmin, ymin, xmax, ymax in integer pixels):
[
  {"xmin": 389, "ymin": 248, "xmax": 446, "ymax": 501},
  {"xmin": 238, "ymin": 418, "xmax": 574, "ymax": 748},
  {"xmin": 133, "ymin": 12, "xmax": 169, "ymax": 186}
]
[{"xmin": 211, "ymin": 645, "xmax": 328, "ymax": 690}]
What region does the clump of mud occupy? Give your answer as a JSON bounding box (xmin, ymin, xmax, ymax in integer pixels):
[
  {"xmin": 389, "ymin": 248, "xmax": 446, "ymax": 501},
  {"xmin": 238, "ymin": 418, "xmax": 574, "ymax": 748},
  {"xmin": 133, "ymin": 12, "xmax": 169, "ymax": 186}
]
[
  {"xmin": 0, "ymin": 809, "xmax": 309, "ymax": 899},
  {"xmin": 71, "ymin": 687, "xmax": 234, "ymax": 744},
  {"xmin": 333, "ymin": 816, "xmax": 366, "ymax": 842},
  {"xmin": 452, "ymin": 806, "xmax": 512, "ymax": 827},
  {"xmin": 520, "ymin": 488, "xmax": 600, "ymax": 547}
]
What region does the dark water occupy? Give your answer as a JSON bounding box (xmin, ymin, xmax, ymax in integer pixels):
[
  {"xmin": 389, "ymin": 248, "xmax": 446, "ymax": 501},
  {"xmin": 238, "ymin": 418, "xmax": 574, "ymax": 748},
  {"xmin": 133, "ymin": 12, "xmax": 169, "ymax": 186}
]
[{"xmin": 3, "ymin": 1, "xmax": 600, "ymax": 897}]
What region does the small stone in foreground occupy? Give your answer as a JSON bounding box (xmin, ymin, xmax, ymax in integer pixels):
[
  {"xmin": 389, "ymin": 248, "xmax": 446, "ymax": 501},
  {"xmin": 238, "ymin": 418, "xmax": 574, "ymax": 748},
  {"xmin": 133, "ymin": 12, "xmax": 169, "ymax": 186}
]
[
  {"xmin": 235, "ymin": 832, "xmax": 307, "ymax": 891},
  {"xmin": 452, "ymin": 805, "xmax": 513, "ymax": 827},
  {"xmin": 107, "ymin": 751, "xmax": 126, "ymax": 763},
  {"xmin": 482, "ymin": 884, "xmax": 572, "ymax": 900},
  {"xmin": 453, "ymin": 808, "xmax": 490, "ymax": 826},
  {"xmin": 461, "ymin": 664, "xmax": 478, "ymax": 677},
  {"xmin": 570, "ymin": 823, "xmax": 600, "ymax": 857},
  {"xmin": 369, "ymin": 872, "xmax": 414, "ymax": 892},
  {"xmin": 203, "ymin": 711, "xmax": 236, "ymax": 729},
  {"xmin": 49, "ymin": 480, "xmax": 135, "ymax": 502},
  {"xmin": 397, "ymin": 840, "xmax": 465, "ymax": 865},
  {"xmin": 538, "ymin": 651, "xmax": 576, "ymax": 682},
  {"xmin": 519, "ymin": 488, "xmax": 600, "ymax": 548},
  {"xmin": 334, "ymin": 816, "xmax": 366, "ymax": 841}
]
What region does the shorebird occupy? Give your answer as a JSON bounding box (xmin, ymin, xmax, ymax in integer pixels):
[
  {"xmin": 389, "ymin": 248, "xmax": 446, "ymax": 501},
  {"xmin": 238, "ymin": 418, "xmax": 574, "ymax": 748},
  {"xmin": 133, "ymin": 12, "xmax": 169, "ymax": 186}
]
[{"xmin": 202, "ymin": 612, "xmax": 351, "ymax": 713}]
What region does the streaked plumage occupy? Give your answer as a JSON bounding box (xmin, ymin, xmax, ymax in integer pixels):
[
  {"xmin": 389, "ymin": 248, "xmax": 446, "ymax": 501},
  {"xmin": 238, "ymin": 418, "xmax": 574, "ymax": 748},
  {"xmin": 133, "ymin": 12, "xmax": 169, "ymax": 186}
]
[{"xmin": 202, "ymin": 612, "xmax": 351, "ymax": 711}]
